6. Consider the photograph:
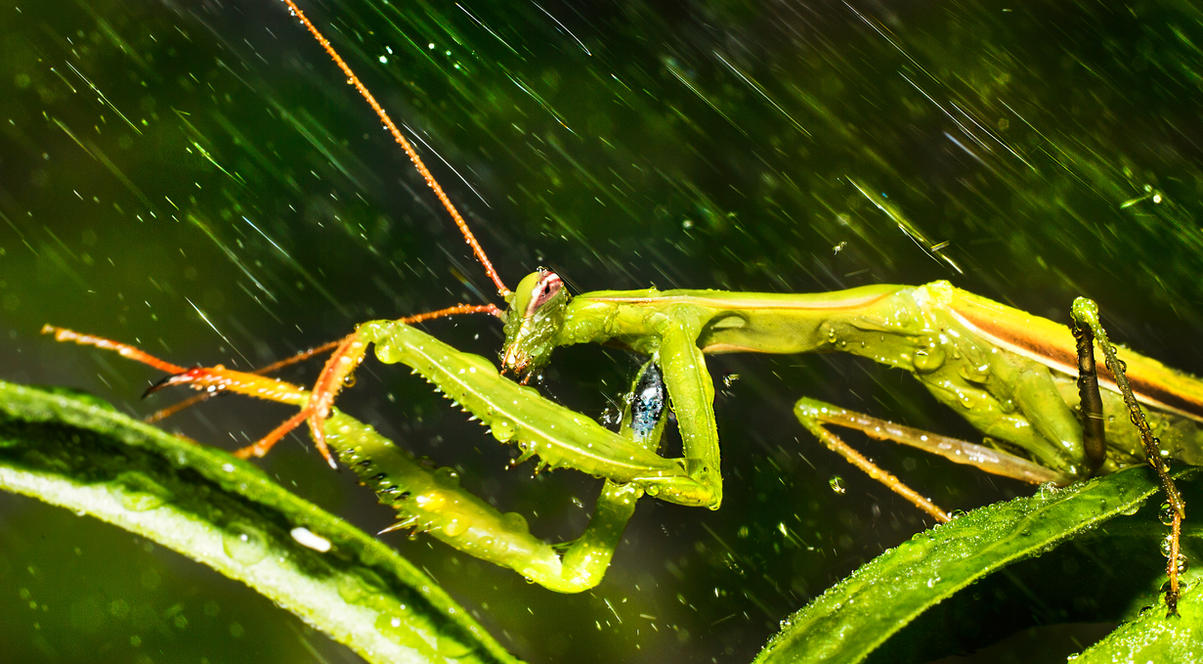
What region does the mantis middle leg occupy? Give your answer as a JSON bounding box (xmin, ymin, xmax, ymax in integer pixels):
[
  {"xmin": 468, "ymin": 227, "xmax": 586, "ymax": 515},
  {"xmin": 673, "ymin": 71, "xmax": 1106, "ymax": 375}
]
[
  {"xmin": 793, "ymin": 398, "xmax": 1070, "ymax": 522},
  {"xmin": 330, "ymin": 357, "xmax": 672, "ymax": 593}
]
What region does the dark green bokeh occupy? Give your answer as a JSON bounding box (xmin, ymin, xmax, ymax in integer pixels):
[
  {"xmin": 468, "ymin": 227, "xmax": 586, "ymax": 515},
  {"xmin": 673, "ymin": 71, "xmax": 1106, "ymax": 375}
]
[{"xmin": 2, "ymin": 1, "xmax": 1202, "ymax": 662}]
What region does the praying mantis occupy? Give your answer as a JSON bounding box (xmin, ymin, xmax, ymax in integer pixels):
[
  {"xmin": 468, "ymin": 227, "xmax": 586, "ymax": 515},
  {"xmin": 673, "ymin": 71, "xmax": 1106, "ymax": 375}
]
[{"xmin": 42, "ymin": 0, "xmax": 1195, "ymax": 617}]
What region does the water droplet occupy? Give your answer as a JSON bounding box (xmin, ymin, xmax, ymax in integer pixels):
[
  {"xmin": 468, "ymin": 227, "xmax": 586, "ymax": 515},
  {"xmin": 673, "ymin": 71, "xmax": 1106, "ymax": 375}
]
[
  {"xmin": 1159, "ymin": 502, "xmax": 1177, "ymax": 526},
  {"xmin": 336, "ymin": 572, "xmax": 371, "ymax": 603},
  {"xmin": 500, "ymin": 511, "xmax": 529, "ymax": 534},
  {"xmin": 829, "ymin": 475, "xmax": 846, "ymax": 495},
  {"xmin": 442, "ymin": 518, "xmax": 467, "ymax": 537},
  {"xmin": 373, "ymin": 613, "xmax": 426, "ymax": 648},
  {"xmin": 436, "ymin": 634, "xmax": 475, "ymax": 658},
  {"xmin": 911, "ymin": 343, "xmax": 945, "ymax": 373},
  {"xmin": 958, "ymin": 362, "xmax": 991, "ymax": 384},
  {"xmin": 222, "ymin": 523, "xmax": 268, "ymax": 565},
  {"xmin": 1161, "ymin": 530, "xmax": 1185, "ymax": 557},
  {"xmin": 375, "ymin": 341, "xmax": 402, "ymax": 364},
  {"xmin": 492, "ymin": 418, "xmax": 517, "ymax": 443},
  {"xmin": 433, "ymin": 467, "xmax": 460, "ymax": 487}
]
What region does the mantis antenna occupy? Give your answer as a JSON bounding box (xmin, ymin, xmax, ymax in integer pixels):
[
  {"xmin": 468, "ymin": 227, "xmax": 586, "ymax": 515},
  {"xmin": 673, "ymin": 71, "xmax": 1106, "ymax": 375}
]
[
  {"xmin": 279, "ymin": 0, "xmax": 511, "ymax": 299},
  {"xmin": 52, "ymin": 4, "xmax": 514, "ymax": 454}
]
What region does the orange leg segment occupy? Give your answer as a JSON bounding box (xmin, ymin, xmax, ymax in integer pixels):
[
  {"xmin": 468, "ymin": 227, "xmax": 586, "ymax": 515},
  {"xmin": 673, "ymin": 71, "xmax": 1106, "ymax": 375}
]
[
  {"xmin": 44, "ymin": 303, "xmax": 503, "ymax": 467},
  {"xmin": 44, "ymin": 324, "xmax": 315, "ymax": 459},
  {"xmin": 304, "ymin": 303, "xmax": 504, "ymax": 467},
  {"xmin": 144, "ymin": 340, "xmax": 343, "ymax": 424}
]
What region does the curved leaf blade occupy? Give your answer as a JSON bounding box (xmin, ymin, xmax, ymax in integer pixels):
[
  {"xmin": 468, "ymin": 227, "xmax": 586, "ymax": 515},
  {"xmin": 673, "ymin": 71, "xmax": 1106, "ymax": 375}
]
[
  {"xmin": 0, "ymin": 380, "xmax": 520, "ymax": 664},
  {"xmin": 756, "ymin": 467, "xmax": 1183, "ymax": 664},
  {"xmin": 1074, "ymin": 580, "xmax": 1202, "ymax": 663}
]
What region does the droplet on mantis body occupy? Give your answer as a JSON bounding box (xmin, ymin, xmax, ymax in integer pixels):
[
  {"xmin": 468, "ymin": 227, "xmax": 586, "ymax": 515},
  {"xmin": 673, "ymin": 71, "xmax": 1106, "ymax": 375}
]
[
  {"xmin": 911, "ymin": 344, "xmax": 946, "ymax": 373},
  {"xmin": 442, "ymin": 519, "xmax": 467, "ymax": 537},
  {"xmin": 115, "ymin": 472, "xmax": 168, "ymax": 512},
  {"xmin": 433, "ymin": 466, "xmax": 460, "ymax": 487},
  {"xmin": 336, "ymin": 567, "xmax": 387, "ymax": 603},
  {"xmin": 491, "ymin": 418, "xmax": 517, "ymax": 443},
  {"xmin": 373, "ymin": 613, "xmax": 426, "ymax": 649},
  {"xmin": 958, "ymin": 362, "xmax": 991, "ymax": 384},
  {"xmin": 500, "ymin": 511, "xmax": 529, "ymax": 534},
  {"xmin": 374, "ymin": 340, "xmax": 403, "ymax": 364}
]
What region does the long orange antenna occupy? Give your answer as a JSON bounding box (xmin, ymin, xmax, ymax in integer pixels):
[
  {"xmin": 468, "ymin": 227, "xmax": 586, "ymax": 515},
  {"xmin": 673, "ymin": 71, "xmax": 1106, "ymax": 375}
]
[{"xmin": 279, "ymin": 0, "xmax": 511, "ymax": 298}]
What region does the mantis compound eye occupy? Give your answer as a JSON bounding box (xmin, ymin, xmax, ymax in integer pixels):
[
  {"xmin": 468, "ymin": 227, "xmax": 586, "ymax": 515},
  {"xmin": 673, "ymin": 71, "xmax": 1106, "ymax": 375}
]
[{"xmin": 524, "ymin": 270, "xmax": 564, "ymax": 318}]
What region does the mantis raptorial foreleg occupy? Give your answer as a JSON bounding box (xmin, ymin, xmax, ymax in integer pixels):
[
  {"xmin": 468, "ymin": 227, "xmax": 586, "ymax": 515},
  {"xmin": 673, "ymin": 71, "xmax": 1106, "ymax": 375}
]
[
  {"xmin": 334, "ymin": 358, "xmax": 670, "ymax": 593},
  {"xmin": 650, "ymin": 317, "xmax": 722, "ymax": 507},
  {"xmin": 1070, "ymin": 297, "xmax": 1185, "ymax": 614},
  {"xmin": 309, "ymin": 319, "xmax": 723, "ymax": 508}
]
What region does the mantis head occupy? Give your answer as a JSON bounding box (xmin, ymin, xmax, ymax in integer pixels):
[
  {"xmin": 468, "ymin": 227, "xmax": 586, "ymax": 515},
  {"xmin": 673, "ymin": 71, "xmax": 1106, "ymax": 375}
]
[{"xmin": 500, "ymin": 269, "xmax": 569, "ymax": 381}]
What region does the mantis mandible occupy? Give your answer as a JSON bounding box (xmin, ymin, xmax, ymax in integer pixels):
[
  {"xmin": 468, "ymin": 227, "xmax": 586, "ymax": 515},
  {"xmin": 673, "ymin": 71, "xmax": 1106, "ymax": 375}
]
[{"xmin": 45, "ymin": 0, "xmax": 1193, "ymax": 611}]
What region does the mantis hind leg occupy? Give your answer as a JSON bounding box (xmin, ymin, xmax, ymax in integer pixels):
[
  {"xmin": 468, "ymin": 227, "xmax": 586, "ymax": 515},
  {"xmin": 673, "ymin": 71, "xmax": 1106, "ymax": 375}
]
[
  {"xmin": 795, "ymin": 398, "xmax": 1068, "ymax": 486},
  {"xmin": 794, "ymin": 398, "xmax": 959, "ymax": 523},
  {"xmin": 1070, "ymin": 297, "xmax": 1185, "ymax": 615},
  {"xmin": 793, "ymin": 396, "xmax": 1082, "ymax": 523}
]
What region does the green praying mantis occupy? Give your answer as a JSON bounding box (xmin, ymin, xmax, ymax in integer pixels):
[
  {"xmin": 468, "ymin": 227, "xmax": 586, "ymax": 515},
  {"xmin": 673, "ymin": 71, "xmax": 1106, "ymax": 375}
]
[{"xmin": 45, "ymin": 0, "xmax": 1194, "ymax": 610}]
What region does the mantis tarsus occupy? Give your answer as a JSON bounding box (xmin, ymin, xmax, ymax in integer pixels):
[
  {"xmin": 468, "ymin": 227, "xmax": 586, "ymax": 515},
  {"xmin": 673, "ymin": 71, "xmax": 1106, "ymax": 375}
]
[{"xmin": 45, "ymin": 0, "xmax": 1192, "ymax": 611}]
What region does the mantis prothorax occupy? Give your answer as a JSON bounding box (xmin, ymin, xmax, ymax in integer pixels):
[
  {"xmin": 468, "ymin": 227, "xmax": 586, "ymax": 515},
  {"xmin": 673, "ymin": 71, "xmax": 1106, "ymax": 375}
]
[{"xmin": 46, "ymin": 0, "xmax": 1194, "ymax": 610}]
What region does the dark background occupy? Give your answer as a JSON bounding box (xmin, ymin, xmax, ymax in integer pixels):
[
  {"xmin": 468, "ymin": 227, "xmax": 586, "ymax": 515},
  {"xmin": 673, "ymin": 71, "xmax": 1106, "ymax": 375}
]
[{"xmin": 2, "ymin": 1, "xmax": 1202, "ymax": 662}]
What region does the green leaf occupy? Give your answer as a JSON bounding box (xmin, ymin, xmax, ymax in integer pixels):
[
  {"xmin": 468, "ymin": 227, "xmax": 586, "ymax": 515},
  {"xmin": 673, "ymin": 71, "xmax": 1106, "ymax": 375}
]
[
  {"xmin": 755, "ymin": 467, "xmax": 1186, "ymax": 664},
  {"xmin": 0, "ymin": 379, "xmax": 520, "ymax": 664},
  {"xmin": 1073, "ymin": 580, "xmax": 1203, "ymax": 663}
]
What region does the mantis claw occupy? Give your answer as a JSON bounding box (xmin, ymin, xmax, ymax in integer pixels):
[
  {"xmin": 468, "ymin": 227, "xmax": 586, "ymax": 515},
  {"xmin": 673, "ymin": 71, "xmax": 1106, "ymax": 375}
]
[
  {"xmin": 141, "ymin": 373, "xmax": 181, "ymax": 399},
  {"xmin": 141, "ymin": 367, "xmax": 220, "ymax": 398}
]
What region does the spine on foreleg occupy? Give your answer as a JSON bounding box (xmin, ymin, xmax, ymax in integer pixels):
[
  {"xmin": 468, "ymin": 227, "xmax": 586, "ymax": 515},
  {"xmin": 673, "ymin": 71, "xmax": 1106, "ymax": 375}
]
[{"xmin": 359, "ymin": 320, "xmax": 688, "ymax": 486}]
